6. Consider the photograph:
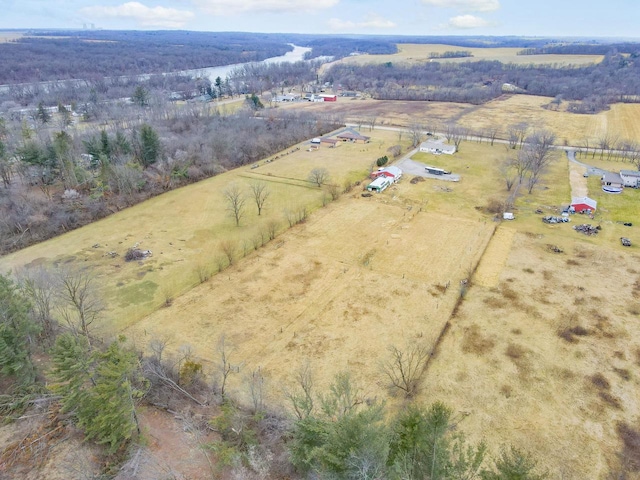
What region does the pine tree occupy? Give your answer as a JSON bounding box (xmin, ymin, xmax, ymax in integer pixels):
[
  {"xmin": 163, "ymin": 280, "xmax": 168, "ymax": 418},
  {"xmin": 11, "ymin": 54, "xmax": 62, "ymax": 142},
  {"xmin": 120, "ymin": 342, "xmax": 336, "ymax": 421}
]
[
  {"xmin": 0, "ymin": 274, "xmax": 39, "ymax": 386},
  {"xmin": 51, "ymin": 336, "xmax": 147, "ymax": 454}
]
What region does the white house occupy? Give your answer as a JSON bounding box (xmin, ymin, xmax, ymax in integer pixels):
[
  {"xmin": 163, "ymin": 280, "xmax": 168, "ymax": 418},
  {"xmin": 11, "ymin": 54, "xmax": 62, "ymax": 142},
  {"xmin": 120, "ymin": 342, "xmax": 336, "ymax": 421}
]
[
  {"xmin": 620, "ymin": 170, "xmax": 640, "ymax": 188},
  {"xmin": 419, "ymin": 141, "xmax": 457, "ymax": 155},
  {"xmin": 601, "ymin": 172, "xmax": 624, "ymax": 189},
  {"xmin": 366, "ymin": 176, "xmax": 392, "ymax": 193}
]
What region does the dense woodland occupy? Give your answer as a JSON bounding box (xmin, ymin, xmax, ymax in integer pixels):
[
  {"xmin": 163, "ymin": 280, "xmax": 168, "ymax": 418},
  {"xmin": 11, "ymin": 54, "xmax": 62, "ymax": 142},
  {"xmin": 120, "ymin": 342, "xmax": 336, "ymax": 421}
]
[
  {"xmin": 324, "ymin": 51, "xmax": 640, "ymax": 110},
  {"xmin": 0, "ymin": 31, "xmax": 294, "ymax": 84},
  {"xmin": 0, "ymin": 100, "xmax": 342, "ymax": 254}
]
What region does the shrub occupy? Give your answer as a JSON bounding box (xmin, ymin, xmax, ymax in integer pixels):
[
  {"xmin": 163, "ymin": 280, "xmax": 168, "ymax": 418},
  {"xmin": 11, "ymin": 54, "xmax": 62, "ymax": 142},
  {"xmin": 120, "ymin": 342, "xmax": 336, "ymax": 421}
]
[{"xmin": 376, "ymin": 155, "xmax": 389, "ymax": 167}]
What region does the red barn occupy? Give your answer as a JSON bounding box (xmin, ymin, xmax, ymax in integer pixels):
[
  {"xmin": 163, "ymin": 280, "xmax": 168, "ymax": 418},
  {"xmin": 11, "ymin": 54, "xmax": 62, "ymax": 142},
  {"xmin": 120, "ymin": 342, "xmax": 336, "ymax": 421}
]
[
  {"xmin": 571, "ymin": 196, "xmax": 597, "ymax": 213},
  {"xmin": 319, "ymin": 94, "xmax": 337, "ymax": 102}
]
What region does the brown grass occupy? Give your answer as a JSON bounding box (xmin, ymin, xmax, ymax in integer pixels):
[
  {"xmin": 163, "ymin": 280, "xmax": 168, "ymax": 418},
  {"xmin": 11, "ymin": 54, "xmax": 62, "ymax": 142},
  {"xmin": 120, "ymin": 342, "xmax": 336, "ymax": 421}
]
[
  {"xmin": 589, "ymin": 373, "xmax": 611, "ymax": 390},
  {"xmin": 599, "ymin": 391, "xmax": 623, "ymax": 410},
  {"xmin": 461, "ymin": 324, "xmax": 495, "ymax": 356},
  {"xmin": 613, "ymin": 368, "xmax": 631, "ymax": 381},
  {"xmin": 617, "ymin": 423, "xmax": 640, "ymax": 472}
]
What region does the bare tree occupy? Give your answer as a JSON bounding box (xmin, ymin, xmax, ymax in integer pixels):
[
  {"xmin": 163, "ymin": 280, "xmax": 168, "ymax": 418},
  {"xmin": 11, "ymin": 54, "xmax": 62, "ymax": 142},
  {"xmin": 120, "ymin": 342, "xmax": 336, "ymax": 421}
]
[
  {"xmin": 499, "ymin": 156, "xmax": 518, "ymax": 192},
  {"xmin": 246, "ymin": 366, "xmax": 266, "ymax": 414},
  {"xmin": 266, "ymin": 219, "xmax": 279, "ymax": 241},
  {"xmin": 216, "ymin": 334, "xmax": 237, "ymax": 399},
  {"xmin": 507, "ymin": 123, "xmax": 528, "ymax": 149},
  {"xmin": 407, "ymin": 122, "xmax": 426, "ymax": 148},
  {"xmin": 381, "ymin": 343, "xmax": 432, "ymax": 397},
  {"xmin": 487, "ymin": 126, "xmax": 500, "ymax": 146},
  {"xmin": 366, "ymin": 116, "xmax": 377, "ymax": 131},
  {"xmin": 248, "ymin": 181, "xmax": 270, "ymax": 216},
  {"xmin": 308, "ymin": 167, "xmax": 330, "ymax": 187},
  {"xmin": 445, "ymin": 123, "xmax": 466, "ymax": 151},
  {"xmin": 16, "ymin": 266, "xmax": 57, "ymax": 343},
  {"xmin": 284, "ymin": 362, "xmax": 315, "ymax": 419},
  {"xmin": 223, "ymin": 183, "xmax": 247, "ymax": 226},
  {"xmin": 55, "ymin": 267, "xmax": 103, "ymax": 347},
  {"xmin": 219, "ymin": 239, "xmax": 237, "ymax": 266},
  {"xmin": 522, "ymin": 130, "xmax": 557, "ymax": 193}
]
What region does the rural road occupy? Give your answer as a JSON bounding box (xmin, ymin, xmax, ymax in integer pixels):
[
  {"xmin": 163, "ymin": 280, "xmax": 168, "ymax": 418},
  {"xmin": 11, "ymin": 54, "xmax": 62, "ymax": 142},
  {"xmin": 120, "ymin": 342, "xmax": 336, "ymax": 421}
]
[{"xmin": 564, "ymin": 148, "xmax": 607, "ymax": 177}]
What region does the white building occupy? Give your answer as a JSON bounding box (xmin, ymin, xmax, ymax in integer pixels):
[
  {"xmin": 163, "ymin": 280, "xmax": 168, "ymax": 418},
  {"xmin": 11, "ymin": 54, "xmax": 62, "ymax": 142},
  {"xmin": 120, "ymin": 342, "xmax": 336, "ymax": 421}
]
[
  {"xmin": 619, "ymin": 170, "xmax": 640, "ymax": 188},
  {"xmin": 419, "ymin": 141, "xmax": 457, "ymax": 155}
]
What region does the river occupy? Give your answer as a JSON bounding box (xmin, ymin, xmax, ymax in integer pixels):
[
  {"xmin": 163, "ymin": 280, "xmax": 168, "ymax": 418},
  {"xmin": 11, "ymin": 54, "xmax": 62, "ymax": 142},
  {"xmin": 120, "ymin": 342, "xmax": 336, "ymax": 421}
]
[
  {"xmin": 0, "ymin": 44, "xmax": 312, "ymax": 95},
  {"xmin": 179, "ymin": 44, "xmax": 311, "ymax": 84}
]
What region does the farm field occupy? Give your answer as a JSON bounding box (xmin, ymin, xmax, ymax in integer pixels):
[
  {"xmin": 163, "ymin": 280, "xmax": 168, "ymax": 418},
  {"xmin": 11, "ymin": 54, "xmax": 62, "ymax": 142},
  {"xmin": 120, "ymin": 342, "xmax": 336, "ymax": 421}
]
[
  {"xmin": 278, "ymin": 96, "xmax": 640, "ymax": 146},
  {"xmin": 2, "ymin": 123, "xmax": 640, "ymax": 478},
  {"xmin": 324, "ymin": 43, "xmax": 604, "ymax": 69},
  {"xmin": 0, "ymin": 129, "xmax": 406, "ymax": 332}
]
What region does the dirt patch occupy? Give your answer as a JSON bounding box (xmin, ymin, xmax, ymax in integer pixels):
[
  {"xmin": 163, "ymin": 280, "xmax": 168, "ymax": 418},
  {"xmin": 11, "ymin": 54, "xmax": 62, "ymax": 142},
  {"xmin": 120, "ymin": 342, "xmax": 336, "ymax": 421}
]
[{"xmin": 569, "ymin": 161, "xmax": 589, "ymax": 198}]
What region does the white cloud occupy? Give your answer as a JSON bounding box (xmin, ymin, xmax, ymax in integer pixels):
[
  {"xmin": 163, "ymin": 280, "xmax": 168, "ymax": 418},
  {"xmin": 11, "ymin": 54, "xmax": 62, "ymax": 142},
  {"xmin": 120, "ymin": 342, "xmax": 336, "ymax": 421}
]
[
  {"xmin": 421, "ymin": 0, "xmax": 499, "ymax": 12},
  {"xmin": 328, "ymin": 14, "xmax": 396, "ymax": 31},
  {"xmin": 448, "ymin": 14, "xmax": 489, "ymax": 28},
  {"xmin": 79, "ymin": 2, "xmax": 194, "ymax": 28},
  {"xmin": 192, "ymin": 0, "xmax": 339, "ymax": 15}
]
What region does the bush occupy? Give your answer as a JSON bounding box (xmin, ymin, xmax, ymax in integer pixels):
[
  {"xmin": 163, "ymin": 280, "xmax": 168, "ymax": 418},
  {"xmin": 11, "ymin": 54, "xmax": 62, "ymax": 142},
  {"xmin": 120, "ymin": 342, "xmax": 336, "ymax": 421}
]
[{"xmin": 376, "ymin": 155, "xmax": 389, "ymax": 167}]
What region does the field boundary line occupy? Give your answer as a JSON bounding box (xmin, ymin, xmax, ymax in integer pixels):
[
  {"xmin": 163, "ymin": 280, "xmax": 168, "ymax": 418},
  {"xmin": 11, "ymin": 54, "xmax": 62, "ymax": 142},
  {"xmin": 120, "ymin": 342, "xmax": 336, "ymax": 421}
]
[
  {"xmin": 237, "ymin": 172, "xmax": 319, "ymax": 189},
  {"xmin": 421, "ymin": 223, "xmax": 499, "ymax": 376}
]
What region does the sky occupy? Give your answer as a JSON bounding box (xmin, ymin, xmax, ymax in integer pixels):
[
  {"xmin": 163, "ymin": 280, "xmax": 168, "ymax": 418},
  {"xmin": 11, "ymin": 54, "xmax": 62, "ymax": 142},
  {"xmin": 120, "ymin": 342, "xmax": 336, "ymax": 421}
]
[{"xmin": 0, "ymin": 0, "xmax": 638, "ymax": 39}]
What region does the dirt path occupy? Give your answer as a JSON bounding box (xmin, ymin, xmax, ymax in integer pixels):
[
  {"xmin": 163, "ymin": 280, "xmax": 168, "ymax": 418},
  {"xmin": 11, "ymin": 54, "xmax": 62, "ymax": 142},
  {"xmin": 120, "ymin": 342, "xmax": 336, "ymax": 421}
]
[{"xmin": 569, "ymin": 161, "xmax": 588, "ymax": 198}]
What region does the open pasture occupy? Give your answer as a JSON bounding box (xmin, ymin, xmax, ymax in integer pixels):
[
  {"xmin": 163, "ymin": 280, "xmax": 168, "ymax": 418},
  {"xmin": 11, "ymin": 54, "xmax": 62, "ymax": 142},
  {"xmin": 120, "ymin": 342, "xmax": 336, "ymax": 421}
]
[
  {"xmin": 0, "ymin": 129, "xmax": 406, "ymax": 332},
  {"xmin": 426, "ymin": 228, "xmax": 640, "ymax": 478},
  {"xmin": 326, "ymin": 43, "xmax": 604, "ymax": 69},
  {"xmin": 279, "ymin": 96, "xmax": 640, "ymax": 146},
  {"xmin": 1, "ymin": 119, "xmax": 639, "ymax": 477},
  {"xmin": 123, "ymin": 197, "xmax": 495, "ymax": 396}
]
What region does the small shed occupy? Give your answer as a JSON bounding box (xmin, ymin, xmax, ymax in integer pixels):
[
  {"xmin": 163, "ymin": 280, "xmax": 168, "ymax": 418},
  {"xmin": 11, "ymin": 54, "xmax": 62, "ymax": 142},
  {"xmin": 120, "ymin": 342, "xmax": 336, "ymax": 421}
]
[
  {"xmin": 620, "ymin": 170, "xmax": 640, "ymax": 188},
  {"xmin": 366, "ymin": 176, "xmax": 391, "ymax": 193},
  {"xmin": 571, "ymin": 196, "xmax": 597, "ymax": 213},
  {"xmin": 320, "ymin": 138, "xmax": 340, "ymax": 147}
]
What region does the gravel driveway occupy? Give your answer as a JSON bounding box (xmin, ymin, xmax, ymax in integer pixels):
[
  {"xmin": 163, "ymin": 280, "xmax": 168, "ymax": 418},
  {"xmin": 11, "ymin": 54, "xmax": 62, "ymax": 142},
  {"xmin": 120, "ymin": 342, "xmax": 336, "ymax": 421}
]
[{"xmin": 396, "ymin": 157, "xmax": 461, "ymax": 182}]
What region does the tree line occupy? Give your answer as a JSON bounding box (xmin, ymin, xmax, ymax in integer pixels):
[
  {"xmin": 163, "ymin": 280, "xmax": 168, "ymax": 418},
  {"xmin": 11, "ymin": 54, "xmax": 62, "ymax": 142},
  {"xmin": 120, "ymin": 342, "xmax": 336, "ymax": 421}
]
[
  {"xmin": 323, "ymin": 50, "xmax": 640, "ymax": 110},
  {"xmin": 0, "ymin": 31, "xmax": 294, "ymax": 84},
  {"xmin": 0, "ymin": 96, "xmax": 343, "ymax": 254}
]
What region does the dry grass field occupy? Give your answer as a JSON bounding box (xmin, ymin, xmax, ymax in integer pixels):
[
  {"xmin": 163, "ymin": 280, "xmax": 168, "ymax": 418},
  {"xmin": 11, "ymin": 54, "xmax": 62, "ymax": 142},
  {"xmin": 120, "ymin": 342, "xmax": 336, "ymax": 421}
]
[
  {"xmin": 278, "ymin": 96, "xmax": 640, "ymax": 146},
  {"xmin": 324, "ymin": 43, "xmax": 604, "ymax": 70},
  {"xmin": 2, "ymin": 121, "xmax": 639, "ymax": 477},
  {"xmin": 0, "ymin": 129, "xmax": 405, "ymax": 332},
  {"xmin": 0, "ymin": 31, "xmax": 25, "ymax": 42}
]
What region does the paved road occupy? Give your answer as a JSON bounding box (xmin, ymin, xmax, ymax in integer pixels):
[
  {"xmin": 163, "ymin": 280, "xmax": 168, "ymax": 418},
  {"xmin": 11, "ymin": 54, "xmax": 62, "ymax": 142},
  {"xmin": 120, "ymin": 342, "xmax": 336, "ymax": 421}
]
[{"xmin": 565, "ymin": 148, "xmax": 607, "ymax": 177}]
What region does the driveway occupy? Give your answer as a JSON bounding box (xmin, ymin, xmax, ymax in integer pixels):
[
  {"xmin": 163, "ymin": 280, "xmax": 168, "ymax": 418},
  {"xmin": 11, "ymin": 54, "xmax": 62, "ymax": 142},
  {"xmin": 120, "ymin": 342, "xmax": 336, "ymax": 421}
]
[{"xmin": 396, "ymin": 156, "xmax": 461, "ymax": 182}]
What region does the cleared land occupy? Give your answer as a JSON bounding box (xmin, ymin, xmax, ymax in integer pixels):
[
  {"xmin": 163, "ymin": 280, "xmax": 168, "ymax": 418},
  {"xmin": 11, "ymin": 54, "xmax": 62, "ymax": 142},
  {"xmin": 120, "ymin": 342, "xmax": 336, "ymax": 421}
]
[
  {"xmin": 0, "ymin": 129, "xmax": 406, "ymax": 332},
  {"xmin": 278, "ymin": 96, "xmax": 640, "ymax": 146},
  {"xmin": 324, "ymin": 43, "xmax": 604, "ymax": 70},
  {"xmin": 2, "ymin": 124, "xmax": 639, "ymax": 478}
]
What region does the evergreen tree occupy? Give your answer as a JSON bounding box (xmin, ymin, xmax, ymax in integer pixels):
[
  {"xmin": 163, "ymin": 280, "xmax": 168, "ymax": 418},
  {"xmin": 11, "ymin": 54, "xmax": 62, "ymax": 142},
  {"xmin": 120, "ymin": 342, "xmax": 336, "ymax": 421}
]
[
  {"xmin": 36, "ymin": 101, "xmax": 51, "ymax": 124},
  {"xmin": 245, "ymin": 93, "xmax": 264, "ymax": 110},
  {"xmin": 137, "ymin": 124, "xmax": 161, "ymax": 168},
  {"xmin": 481, "ymin": 446, "xmax": 548, "ymax": 480},
  {"xmin": 132, "ymin": 85, "xmax": 149, "ymax": 107},
  {"xmin": 51, "ymin": 335, "xmax": 147, "ymax": 454},
  {"xmin": 0, "ymin": 274, "xmax": 39, "ymax": 386}
]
